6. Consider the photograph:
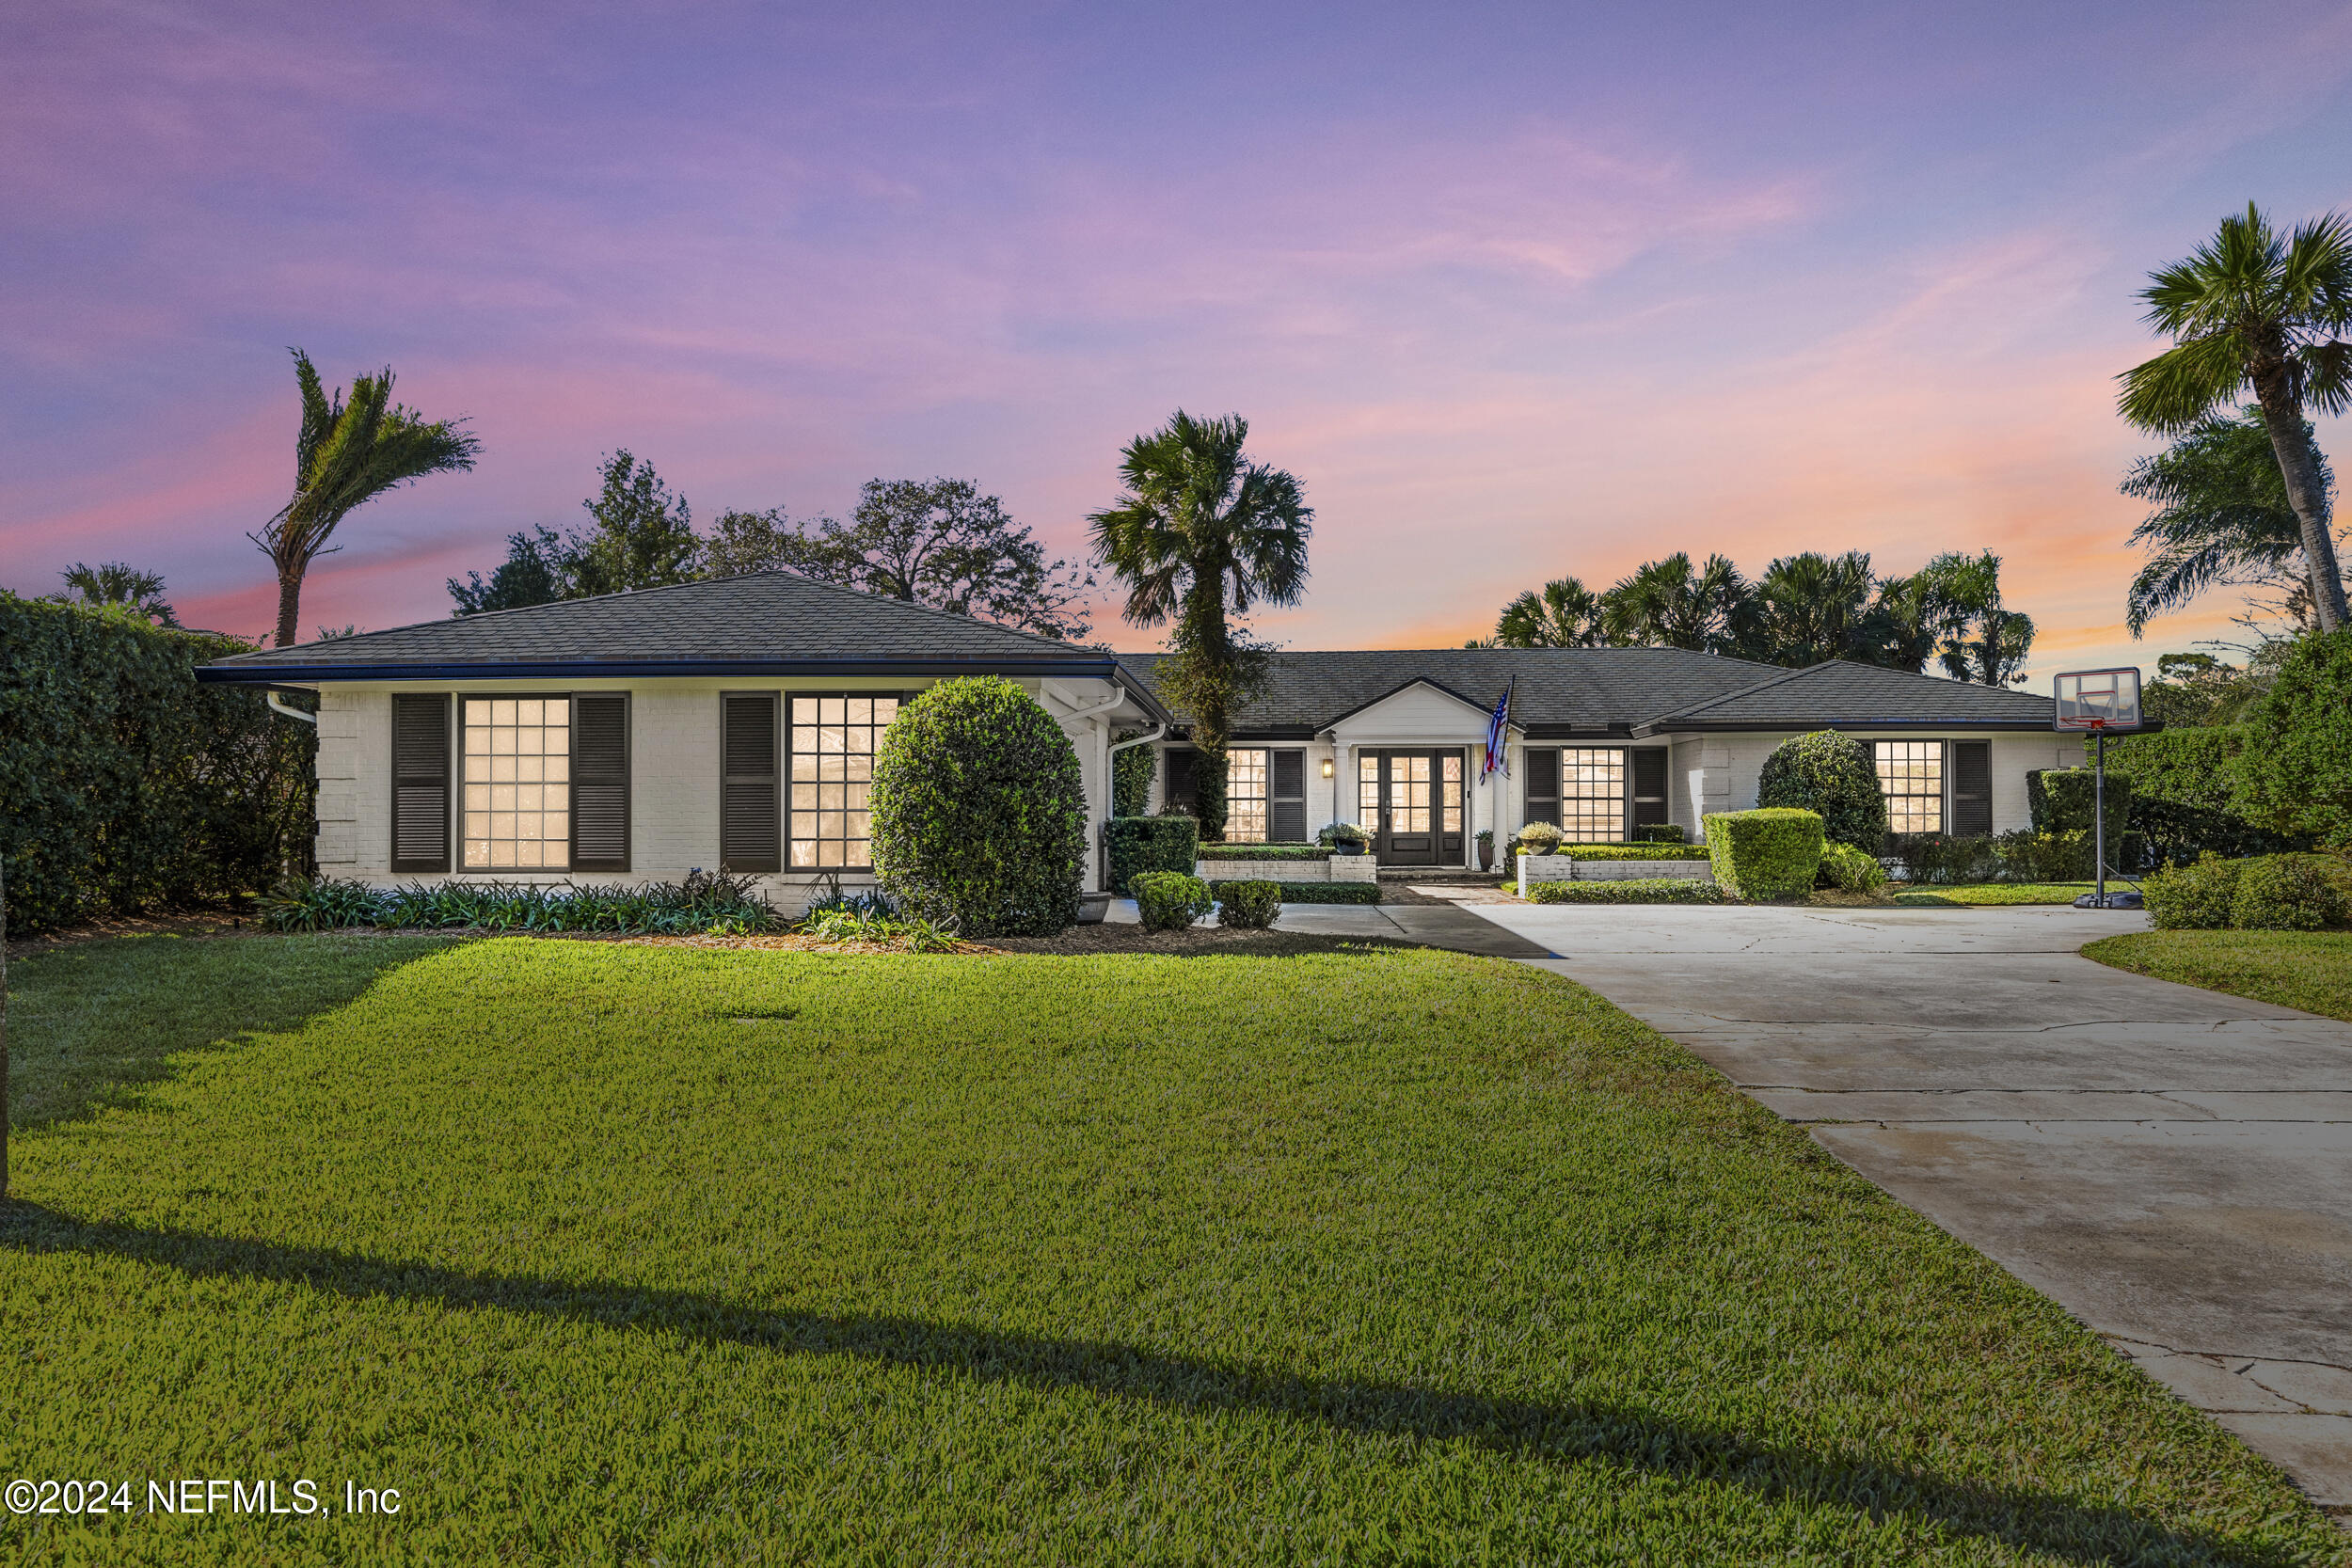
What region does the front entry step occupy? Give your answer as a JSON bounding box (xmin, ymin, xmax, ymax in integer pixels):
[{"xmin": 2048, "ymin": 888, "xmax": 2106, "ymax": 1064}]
[{"xmin": 1377, "ymin": 868, "xmax": 1505, "ymax": 884}]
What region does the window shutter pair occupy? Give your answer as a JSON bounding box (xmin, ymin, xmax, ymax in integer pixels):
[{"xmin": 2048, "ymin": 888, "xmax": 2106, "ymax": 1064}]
[
  {"xmin": 391, "ymin": 692, "xmax": 630, "ymax": 873},
  {"xmin": 1269, "ymin": 750, "xmax": 1307, "ymax": 842},
  {"xmin": 1523, "ymin": 747, "xmax": 1560, "ymax": 826},
  {"xmin": 1631, "ymin": 749, "xmax": 1669, "ymax": 829},
  {"xmin": 720, "ymin": 693, "xmax": 782, "ymax": 872}
]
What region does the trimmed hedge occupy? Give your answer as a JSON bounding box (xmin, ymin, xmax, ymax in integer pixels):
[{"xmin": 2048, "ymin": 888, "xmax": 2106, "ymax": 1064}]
[
  {"xmin": 1703, "ymin": 809, "xmax": 1824, "ymax": 901},
  {"xmin": 0, "ymin": 594, "xmax": 315, "ymax": 933},
  {"xmin": 1216, "ymin": 879, "xmax": 1281, "ymax": 928},
  {"xmin": 2027, "ymin": 768, "xmax": 2132, "ymax": 872},
  {"xmin": 2237, "ymin": 628, "xmax": 2352, "ymax": 846},
  {"xmin": 2142, "ymin": 856, "xmax": 2241, "ymax": 930},
  {"xmin": 1757, "ymin": 731, "xmax": 1886, "ymax": 849},
  {"xmin": 1629, "ymin": 823, "xmax": 1689, "ymax": 844},
  {"xmin": 1110, "ymin": 732, "xmax": 1156, "ymax": 817},
  {"xmin": 1197, "ymin": 844, "xmax": 1328, "ymax": 862},
  {"xmin": 2233, "ymin": 855, "xmax": 2346, "ymax": 932},
  {"xmin": 869, "ymin": 676, "xmax": 1086, "ymax": 936},
  {"xmin": 1133, "ymin": 870, "xmax": 1214, "ymax": 931},
  {"xmin": 1554, "ymin": 844, "xmax": 1712, "ymax": 862},
  {"xmin": 1228, "ymin": 880, "xmax": 1380, "ymax": 905},
  {"xmin": 1527, "ymin": 879, "xmax": 1731, "ymax": 905},
  {"xmin": 261, "ymin": 870, "xmax": 775, "ymax": 934},
  {"xmin": 1104, "ymin": 815, "xmax": 1200, "ymax": 896}
]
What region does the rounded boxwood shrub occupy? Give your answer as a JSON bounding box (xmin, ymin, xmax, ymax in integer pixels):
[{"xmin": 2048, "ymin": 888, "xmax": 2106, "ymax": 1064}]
[
  {"xmin": 1133, "ymin": 871, "xmax": 1214, "ymax": 931},
  {"xmin": 1216, "ymin": 879, "xmax": 1281, "ymax": 928},
  {"xmin": 2142, "ymin": 853, "xmax": 2241, "ymax": 930},
  {"xmin": 869, "ymin": 675, "xmax": 1086, "ymax": 937},
  {"xmin": 2231, "ymin": 854, "xmax": 2346, "ymax": 932},
  {"xmin": 1757, "ymin": 731, "xmax": 1887, "ymax": 849},
  {"xmin": 1703, "ymin": 808, "xmax": 1825, "ymax": 900}
]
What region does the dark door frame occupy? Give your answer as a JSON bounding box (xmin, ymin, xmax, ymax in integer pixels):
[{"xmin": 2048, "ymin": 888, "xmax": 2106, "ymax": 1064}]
[{"xmin": 1364, "ymin": 748, "xmax": 1467, "ymax": 866}]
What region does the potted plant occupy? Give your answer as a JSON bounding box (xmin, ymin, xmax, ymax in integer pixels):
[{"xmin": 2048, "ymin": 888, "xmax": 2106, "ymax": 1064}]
[
  {"xmin": 1319, "ymin": 821, "xmax": 1373, "ymax": 856},
  {"xmin": 1475, "ymin": 828, "xmax": 1494, "ymax": 871}
]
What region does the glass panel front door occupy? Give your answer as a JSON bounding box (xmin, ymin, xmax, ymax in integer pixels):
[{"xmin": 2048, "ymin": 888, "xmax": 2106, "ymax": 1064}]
[{"xmin": 1364, "ymin": 750, "xmax": 1464, "ymax": 865}]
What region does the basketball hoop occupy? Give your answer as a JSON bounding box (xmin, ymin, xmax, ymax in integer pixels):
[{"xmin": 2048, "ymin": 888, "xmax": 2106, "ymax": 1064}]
[{"xmin": 2053, "ymin": 668, "xmax": 2143, "ymax": 910}]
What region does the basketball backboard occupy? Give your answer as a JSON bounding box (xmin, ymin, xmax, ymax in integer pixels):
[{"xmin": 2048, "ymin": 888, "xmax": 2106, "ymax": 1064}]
[{"xmin": 2054, "ymin": 667, "xmax": 2142, "ymax": 732}]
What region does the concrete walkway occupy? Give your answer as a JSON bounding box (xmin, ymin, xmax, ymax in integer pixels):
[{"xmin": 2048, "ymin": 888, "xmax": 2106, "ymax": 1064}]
[{"xmin": 1441, "ymin": 899, "xmax": 2352, "ymax": 1516}]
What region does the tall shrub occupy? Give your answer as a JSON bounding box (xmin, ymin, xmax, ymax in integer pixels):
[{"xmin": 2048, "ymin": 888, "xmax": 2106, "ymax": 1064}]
[
  {"xmin": 1756, "ymin": 731, "xmax": 1886, "ymax": 848},
  {"xmin": 2026, "ymin": 768, "xmax": 2132, "ymax": 873},
  {"xmin": 1110, "ymin": 732, "xmax": 1157, "ymax": 817},
  {"xmin": 2236, "ymin": 629, "xmax": 2352, "ymax": 847},
  {"xmin": 1703, "ymin": 808, "xmax": 1824, "ymax": 900},
  {"xmin": 2106, "ymin": 726, "xmax": 2304, "ymax": 867},
  {"xmin": 868, "ymin": 676, "xmax": 1086, "ymax": 936},
  {"xmin": 0, "ymin": 594, "xmax": 314, "ymax": 933}
]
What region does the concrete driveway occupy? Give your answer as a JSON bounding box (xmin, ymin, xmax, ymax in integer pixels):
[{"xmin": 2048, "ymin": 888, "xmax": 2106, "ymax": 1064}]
[{"xmin": 1449, "ymin": 898, "xmax": 2352, "ymax": 1515}]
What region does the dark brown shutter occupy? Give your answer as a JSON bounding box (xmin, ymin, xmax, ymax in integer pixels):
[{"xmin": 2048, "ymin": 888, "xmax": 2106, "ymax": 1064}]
[
  {"xmin": 720, "ymin": 692, "xmax": 780, "ymax": 872},
  {"xmin": 1524, "ymin": 747, "xmax": 1560, "ymax": 826},
  {"xmin": 1951, "ymin": 740, "xmax": 1993, "ymax": 837},
  {"xmin": 389, "ymin": 693, "xmax": 451, "ymax": 872},
  {"xmin": 1631, "ymin": 748, "xmax": 1669, "ymax": 828},
  {"xmin": 570, "ymin": 693, "xmax": 630, "ymax": 872},
  {"xmin": 1163, "ymin": 748, "xmax": 1199, "ymax": 816},
  {"xmin": 1269, "ymin": 750, "xmax": 1307, "ymax": 841}
]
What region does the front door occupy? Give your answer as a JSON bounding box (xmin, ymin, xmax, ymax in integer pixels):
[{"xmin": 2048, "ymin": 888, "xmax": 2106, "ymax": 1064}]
[{"xmin": 1359, "ymin": 750, "xmax": 1465, "ymax": 865}]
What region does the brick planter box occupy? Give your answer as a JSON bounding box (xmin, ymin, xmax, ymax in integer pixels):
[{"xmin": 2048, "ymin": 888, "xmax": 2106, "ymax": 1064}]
[
  {"xmin": 1198, "ymin": 853, "xmax": 1377, "ymax": 884},
  {"xmin": 1518, "ymin": 855, "xmax": 1716, "ymax": 896}
]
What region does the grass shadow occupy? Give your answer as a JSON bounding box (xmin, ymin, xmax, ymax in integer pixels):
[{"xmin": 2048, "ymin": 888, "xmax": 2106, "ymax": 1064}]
[
  {"xmin": 3, "ymin": 931, "xmax": 459, "ymax": 1129},
  {"xmin": 0, "ymin": 1201, "xmax": 2296, "ymax": 1565}
]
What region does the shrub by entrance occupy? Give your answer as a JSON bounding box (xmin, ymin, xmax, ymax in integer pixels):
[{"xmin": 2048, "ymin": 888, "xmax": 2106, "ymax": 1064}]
[{"xmin": 869, "ymin": 676, "xmax": 1086, "ymax": 937}]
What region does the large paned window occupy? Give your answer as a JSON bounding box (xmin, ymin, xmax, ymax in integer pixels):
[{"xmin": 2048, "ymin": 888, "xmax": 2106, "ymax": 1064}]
[
  {"xmin": 789, "ymin": 694, "xmax": 900, "ymax": 867},
  {"xmin": 1226, "ymin": 748, "xmax": 1269, "ymax": 841},
  {"xmin": 1560, "ymin": 748, "xmax": 1627, "ymax": 842},
  {"xmin": 461, "ymin": 698, "xmax": 571, "ymax": 868},
  {"xmin": 1876, "ymin": 741, "xmax": 1945, "ymax": 833}
]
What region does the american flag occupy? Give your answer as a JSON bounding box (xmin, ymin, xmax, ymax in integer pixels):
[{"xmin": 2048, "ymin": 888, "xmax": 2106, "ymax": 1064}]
[{"xmin": 1481, "ymin": 677, "xmax": 1513, "ymax": 783}]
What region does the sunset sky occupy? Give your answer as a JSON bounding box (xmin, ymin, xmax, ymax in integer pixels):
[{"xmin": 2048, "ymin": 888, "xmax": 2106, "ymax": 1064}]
[{"xmin": 8, "ymin": 1, "xmax": 2351, "ymax": 681}]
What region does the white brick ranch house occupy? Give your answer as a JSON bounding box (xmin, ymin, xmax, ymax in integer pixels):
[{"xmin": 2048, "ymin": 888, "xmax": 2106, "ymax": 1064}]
[{"xmin": 199, "ymin": 571, "xmax": 2086, "ymax": 903}]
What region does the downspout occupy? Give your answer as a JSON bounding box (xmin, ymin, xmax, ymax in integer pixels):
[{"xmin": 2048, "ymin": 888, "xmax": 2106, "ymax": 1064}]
[{"xmin": 266, "ymin": 691, "xmax": 317, "ymax": 725}]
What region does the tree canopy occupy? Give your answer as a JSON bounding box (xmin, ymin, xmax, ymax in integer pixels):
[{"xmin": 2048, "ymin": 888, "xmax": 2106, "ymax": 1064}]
[
  {"xmin": 2121, "ymin": 405, "xmax": 2337, "ymax": 637},
  {"xmin": 2118, "ymin": 204, "xmax": 2352, "ymax": 632},
  {"xmin": 56, "ymin": 562, "xmax": 178, "ymax": 626},
  {"xmin": 259, "ymin": 349, "xmax": 478, "ymax": 646}
]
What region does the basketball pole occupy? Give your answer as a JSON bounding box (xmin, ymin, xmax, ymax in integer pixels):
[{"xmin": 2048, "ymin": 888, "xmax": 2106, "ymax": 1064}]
[{"xmin": 2092, "ymin": 726, "xmax": 2106, "ymax": 910}]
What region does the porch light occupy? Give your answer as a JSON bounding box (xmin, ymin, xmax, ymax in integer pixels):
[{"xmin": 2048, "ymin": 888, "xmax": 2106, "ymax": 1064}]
[{"xmin": 1320, "ymin": 758, "xmax": 1334, "ymax": 778}]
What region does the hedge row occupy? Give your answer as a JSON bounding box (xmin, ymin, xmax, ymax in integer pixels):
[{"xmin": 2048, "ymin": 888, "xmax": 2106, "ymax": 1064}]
[
  {"xmin": 262, "ymin": 870, "xmax": 775, "ymax": 934},
  {"xmin": 1526, "ymin": 879, "xmax": 1731, "ymax": 905},
  {"xmin": 1, "ymin": 594, "xmax": 314, "ymax": 934},
  {"xmin": 1215, "ymin": 880, "xmax": 1381, "ymax": 905},
  {"xmin": 1548, "ymin": 844, "xmax": 1711, "ymax": 862},
  {"xmin": 1104, "ymin": 816, "xmax": 1199, "ymax": 895},
  {"xmin": 2143, "ymin": 853, "xmax": 2350, "ymax": 932},
  {"xmin": 1195, "ymin": 843, "xmax": 1328, "ymax": 862}
]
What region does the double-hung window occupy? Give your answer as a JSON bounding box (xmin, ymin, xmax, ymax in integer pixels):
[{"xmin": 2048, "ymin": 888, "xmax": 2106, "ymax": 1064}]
[
  {"xmin": 1875, "ymin": 741, "xmax": 1945, "ymax": 833},
  {"xmin": 788, "ymin": 694, "xmax": 899, "ymax": 867}
]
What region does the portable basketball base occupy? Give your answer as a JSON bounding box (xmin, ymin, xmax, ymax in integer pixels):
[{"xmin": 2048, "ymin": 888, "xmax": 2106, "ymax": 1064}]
[{"xmin": 2053, "ymin": 668, "xmax": 2143, "ymax": 910}]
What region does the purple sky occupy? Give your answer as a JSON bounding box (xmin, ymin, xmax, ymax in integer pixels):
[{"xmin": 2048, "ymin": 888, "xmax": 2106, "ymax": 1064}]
[{"xmin": 8, "ymin": 1, "xmax": 2352, "ymax": 678}]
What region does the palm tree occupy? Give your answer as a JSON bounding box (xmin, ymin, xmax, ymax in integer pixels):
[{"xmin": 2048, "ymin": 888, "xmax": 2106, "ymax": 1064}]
[
  {"xmin": 1871, "ymin": 550, "xmax": 2006, "ymax": 674},
  {"xmin": 1089, "ymin": 409, "xmax": 1311, "ymax": 773},
  {"xmin": 1744, "ymin": 551, "xmax": 1881, "ymax": 667},
  {"xmin": 1937, "ymin": 609, "xmax": 2035, "ymax": 686},
  {"xmin": 1600, "ymin": 552, "xmax": 1751, "ymax": 651},
  {"xmin": 58, "ymin": 562, "xmax": 179, "ymax": 626},
  {"xmin": 1493, "ymin": 576, "xmax": 1606, "ymax": 647},
  {"xmin": 2119, "ymin": 204, "xmax": 2352, "ymax": 632},
  {"xmin": 254, "ymin": 350, "xmax": 480, "ymax": 647},
  {"xmin": 2122, "ymin": 406, "xmax": 2335, "ymax": 635}
]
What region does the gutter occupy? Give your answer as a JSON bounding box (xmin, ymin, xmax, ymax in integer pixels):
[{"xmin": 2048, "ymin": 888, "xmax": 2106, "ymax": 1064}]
[{"xmin": 196, "ymin": 656, "xmax": 1139, "ymax": 685}]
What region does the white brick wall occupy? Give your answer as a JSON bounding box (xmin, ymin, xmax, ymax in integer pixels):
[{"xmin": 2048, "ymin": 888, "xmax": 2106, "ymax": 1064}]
[{"xmin": 313, "ymin": 675, "xmax": 1128, "ymax": 911}]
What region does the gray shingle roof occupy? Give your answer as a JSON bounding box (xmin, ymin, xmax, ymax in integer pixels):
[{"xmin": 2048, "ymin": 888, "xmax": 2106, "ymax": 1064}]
[
  {"xmin": 198, "ymin": 571, "xmax": 1125, "ymax": 682},
  {"xmin": 1634, "ymin": 659, "xmax": 2058, "ymax": 732},
  {"xmin": 1116, "ymin": 647, "xmax": 2059, "ymax": 735},
  {"xmin": 1115, "ymin": 647, "xmax": 1789, "ymax": 736}
]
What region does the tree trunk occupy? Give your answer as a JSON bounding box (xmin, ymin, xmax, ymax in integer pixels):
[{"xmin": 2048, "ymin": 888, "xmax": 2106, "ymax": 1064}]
[
  {"xmin": 274, "ymin": 567, "xmax": 305, "ymax": 648},
  {"xmin": 2251, "ymin": 370, "xmax": 2350, "ymax": 634}
]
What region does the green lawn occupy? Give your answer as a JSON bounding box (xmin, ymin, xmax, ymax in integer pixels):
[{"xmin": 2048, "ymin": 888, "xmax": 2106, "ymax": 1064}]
[
  {"xmin": 1, "ymin": 937, "xmax": 2336, "ymax": 1563},
  {"xmin": 2085, "ymin": 929, "xmax": 2352, "ymax": 1022},
  {"xmin": 1895, "ymin": 882, "xmax": 2099, "ymax": 907},
  {"xmin": 4, "ymin": 929, "xmax": 456, "ymax": 1127}
]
